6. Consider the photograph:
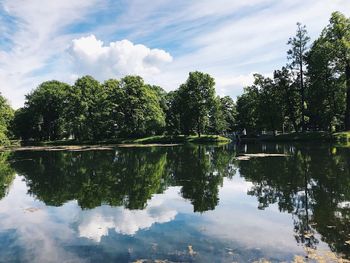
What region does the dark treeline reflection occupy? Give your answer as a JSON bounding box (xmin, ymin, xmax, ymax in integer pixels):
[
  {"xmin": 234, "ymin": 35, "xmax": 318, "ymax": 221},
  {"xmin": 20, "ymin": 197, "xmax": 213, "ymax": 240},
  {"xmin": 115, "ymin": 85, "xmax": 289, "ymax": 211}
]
[
  {"xmin": 0, "ymin": 152, "xmax": 15, "ymax": 199},
  {"xmin": 9, "ymin": 144, "xmax": 236, "ymax": 212},
  {"xmin": 1, "ymin": 144, "xmax": 350, "ymax": 257},
  {"xmin": 238, "ymin": 143, "xmax": 350, "ymax": 258}
]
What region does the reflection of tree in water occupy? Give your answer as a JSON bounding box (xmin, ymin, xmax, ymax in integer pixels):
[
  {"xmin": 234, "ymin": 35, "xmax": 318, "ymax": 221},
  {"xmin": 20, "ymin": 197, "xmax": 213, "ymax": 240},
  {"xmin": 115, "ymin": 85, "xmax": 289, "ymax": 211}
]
[
  {"xmin": 0, "ymin": 152, "xmax": 15, "ymax": 199},
  {"xmin": 239, "ymin": 144, "xmax": 350, "ymax": 258},
  {"xmin": 10, "ymin": 144, "xmax": 236, "ymax": 212},
  {"xmin": 11, "ymin": 148, "xmax": 168, "ymax": 209},
  {"xmin": 169, "ymin": 144, "xmax": 236, "ymax": 212}
]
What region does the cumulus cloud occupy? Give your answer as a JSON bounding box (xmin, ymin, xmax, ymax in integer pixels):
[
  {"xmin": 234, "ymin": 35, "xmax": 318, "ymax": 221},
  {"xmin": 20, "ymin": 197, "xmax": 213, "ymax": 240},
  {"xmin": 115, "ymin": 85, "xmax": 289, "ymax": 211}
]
[
  {"xmin": 69, "ymin": 35, "xmax": 173, "ymax": 80},
  {"xmin": 1, "ymin": 0, "xmax": 350, "ymax": 108}
]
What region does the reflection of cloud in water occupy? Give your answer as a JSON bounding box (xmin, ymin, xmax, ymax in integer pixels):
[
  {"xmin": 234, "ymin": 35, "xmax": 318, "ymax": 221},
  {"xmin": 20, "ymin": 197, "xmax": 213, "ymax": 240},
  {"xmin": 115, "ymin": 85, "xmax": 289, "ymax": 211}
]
[
  {"xmin": 199, "ymin": 177, "xmax": 329, "ymax": 257},
  {"xmin": 78, "ymin": 189, "xmax": 179, "ymax": 242},
  {"xmin": 0, "ymin": 176, "xmax": 84, "ymax": 263}
]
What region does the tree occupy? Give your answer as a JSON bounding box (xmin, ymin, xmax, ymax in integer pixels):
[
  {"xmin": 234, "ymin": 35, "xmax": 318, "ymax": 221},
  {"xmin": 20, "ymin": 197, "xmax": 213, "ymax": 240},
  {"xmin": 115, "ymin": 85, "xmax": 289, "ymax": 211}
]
[
  {"xmin": 0, "ymin": 94, "xmax": 14, "ymax": 145},
  {"xmin": 321, "ymin": 12, "xmax": 350, "ymax": 130},
  {"xmin": 236, "ymin": 86, "xmax": 259, "ymax": 134},
  {"xmin": 164, "ymin": 91, "xmax": 181, "ymax": 135},
  {"xmin": 274, "ymin": 67, "xmax": 301, "ymax": 132},
  {"xmin": 20, "ymin": 81, "xmax": 70, "ymax": 141},
  {"xmin": 254, "ymin": 74, "xmax": 284, "ymax": 134},
  {"xmin": 102, "ymin": 78, "xmax": 123, "ymax": 138},
  {"xmin": 12, "ymin": 107, "xmax": 38, "ymax": 141},
  {"xmin": 177, "ymin": 71, "xmax": 216, "ymax": 137},
  {"xmin": 306, "ymin": 38, "xmax": 345, "ymax": 131},
  {"xmin": 236, "ymin": 74, "xmax": 284, "ymax": 135},
  {"xmin": 117, "ymin": 76, "xmax": 165, "ymax": 137},
  {"xmin": 220, "ymin": 96, "xmax": 237, "ymax": 133},
  {"xmin": 65, "ymin": 76, "xmax": 105, "ymax": 141},
  {"xmin": 287, "ymin": 23, "xmax": 310, "ymax": 132}
]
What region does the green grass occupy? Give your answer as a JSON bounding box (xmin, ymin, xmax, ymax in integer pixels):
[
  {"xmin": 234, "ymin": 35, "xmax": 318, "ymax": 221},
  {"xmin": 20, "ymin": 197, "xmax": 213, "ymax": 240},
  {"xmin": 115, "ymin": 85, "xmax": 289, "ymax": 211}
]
[
  {"xmin": 333, "ymin": 131, "xmax": 350, "ymax": 147},
  {"xmin": 18, "ymin": 135, "xmax": 231, "ymax": 147},
  {"xmin": 262, "ymin": 132, "xmax": 333, "ymax": 142},
  {"xmin": 124, "ymin": 135, "xmax": 231, "ymax": 144}
]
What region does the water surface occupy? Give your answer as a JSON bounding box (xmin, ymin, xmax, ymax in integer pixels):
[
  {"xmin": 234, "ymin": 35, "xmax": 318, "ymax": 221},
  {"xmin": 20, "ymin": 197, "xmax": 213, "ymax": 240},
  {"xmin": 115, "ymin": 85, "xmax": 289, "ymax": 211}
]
[{"xmin": 0, "ymin": 143, "xmax": 349, "ymax": 262}]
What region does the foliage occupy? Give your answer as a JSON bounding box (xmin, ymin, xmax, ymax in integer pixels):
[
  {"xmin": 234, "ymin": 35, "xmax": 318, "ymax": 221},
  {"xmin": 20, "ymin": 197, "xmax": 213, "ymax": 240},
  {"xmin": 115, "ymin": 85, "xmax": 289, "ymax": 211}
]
[
  {"xmin": 236, "ymin": 74, "xmax": 283, "ymax": 134},
  {"xmin": 176, "ymin": 71, "xmax": 217, "ymax": 136},
  {"xmin": 13, "ymin": 72, "xmax": 234, "ymax": 142},
  {"xmin": 320, "ymin": 12, "xmax": 350, "ymax": 130},
  {"xmin": 287, "ymin": 23, "xmax": 310, "ymax": 132},
  {"xmin": 236, "ymin": 12, "xmax": 350, "ymax": 135},
  {"xmin": 0, "ymin": 94, "xmax": 14, "ymax": 145}
]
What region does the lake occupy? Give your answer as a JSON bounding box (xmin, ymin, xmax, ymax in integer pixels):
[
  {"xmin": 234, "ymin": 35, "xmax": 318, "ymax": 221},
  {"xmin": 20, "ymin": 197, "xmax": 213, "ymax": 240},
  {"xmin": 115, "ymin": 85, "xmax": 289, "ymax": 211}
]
[{"xmin": 0, "ymin": 143, "xmax": 349, "ymax": 262}]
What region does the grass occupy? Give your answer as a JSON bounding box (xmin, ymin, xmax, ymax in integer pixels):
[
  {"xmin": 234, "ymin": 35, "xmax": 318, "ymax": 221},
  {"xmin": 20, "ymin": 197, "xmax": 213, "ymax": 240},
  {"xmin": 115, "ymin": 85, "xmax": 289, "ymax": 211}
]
[
  {"xmin": 128, "ymin": 135, "xmax": 230, "ymax": 144},
  {"xmin": 261, "ymin": 131, "xmax": 333, "ymax": 142},
  {"xmin": 18, "ymin": 135, "xmax": 231, "ymax": 147},
  {"xmin": 332, "ymin": 131, "xmax": 350, "ymax": 147},
  {"xmin": 241, "ymin": 131, "xmax": 350, "ymax": 147}
]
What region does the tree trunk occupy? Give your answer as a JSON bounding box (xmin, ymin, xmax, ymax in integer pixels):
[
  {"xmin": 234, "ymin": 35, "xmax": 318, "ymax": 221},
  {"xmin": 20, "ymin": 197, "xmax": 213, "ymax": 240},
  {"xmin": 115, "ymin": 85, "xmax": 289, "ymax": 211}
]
[
  {"xmin": 197, "ymin": 117, "xmax": 201, "ymax": 137},
  {"xmin": 300, "ymin": 60, "xmax": 305, "ymax": 132},
  {"xmin": 345, "ymin": 62, "xmax": 350, "ymax": 130}
]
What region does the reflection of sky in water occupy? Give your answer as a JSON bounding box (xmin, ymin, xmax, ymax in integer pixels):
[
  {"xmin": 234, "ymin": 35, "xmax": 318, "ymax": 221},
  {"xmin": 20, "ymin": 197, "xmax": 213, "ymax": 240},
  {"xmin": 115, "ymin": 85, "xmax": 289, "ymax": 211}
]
[{"xmin": 0, "ymin": 174, "xmax": 334, "ymax": 262}]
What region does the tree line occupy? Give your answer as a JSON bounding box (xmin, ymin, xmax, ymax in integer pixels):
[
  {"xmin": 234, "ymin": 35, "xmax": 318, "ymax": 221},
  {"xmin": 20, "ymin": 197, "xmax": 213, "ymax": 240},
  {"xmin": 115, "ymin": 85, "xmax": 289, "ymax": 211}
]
[
  {"xmin": 236, "ymin": 11, "xmax": 350, "ymax": 135},
  {"xmin": 0, "ymin": 11, "xmax": 349, "ymax": 144},
  {"xmin": 9, "ymin": 72, "xmax": 236, "ymax": 142}
]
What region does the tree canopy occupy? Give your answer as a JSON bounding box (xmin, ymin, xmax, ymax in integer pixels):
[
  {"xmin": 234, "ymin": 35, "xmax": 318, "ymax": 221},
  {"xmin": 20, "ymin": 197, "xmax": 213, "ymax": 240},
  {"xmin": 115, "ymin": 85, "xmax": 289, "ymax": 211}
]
[
  {"xmin": 12, "ymin": 72, "xmax": 234, "ymax": 142},
  {"xmin": 2, "ymin": 11, "xmax": 350, "ymax": 143},
  {"xmin": 237, "ymin": 11, "xmax": 350, "ymax": 134}
]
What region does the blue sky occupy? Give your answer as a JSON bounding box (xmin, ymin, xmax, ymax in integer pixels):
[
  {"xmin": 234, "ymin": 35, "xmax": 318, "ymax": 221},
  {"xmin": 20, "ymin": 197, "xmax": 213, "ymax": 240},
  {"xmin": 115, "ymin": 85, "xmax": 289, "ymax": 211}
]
[{"xmin": 1, "ymin": 0, "xmax": 350, "ymax": 108}]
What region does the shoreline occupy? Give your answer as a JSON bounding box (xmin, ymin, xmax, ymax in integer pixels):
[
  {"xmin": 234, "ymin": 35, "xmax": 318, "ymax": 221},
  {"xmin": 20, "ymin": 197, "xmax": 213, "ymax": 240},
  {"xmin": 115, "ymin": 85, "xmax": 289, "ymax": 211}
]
[{"xmin": 0, "ymin": 135, "xmax": 231, "ymax": 152}]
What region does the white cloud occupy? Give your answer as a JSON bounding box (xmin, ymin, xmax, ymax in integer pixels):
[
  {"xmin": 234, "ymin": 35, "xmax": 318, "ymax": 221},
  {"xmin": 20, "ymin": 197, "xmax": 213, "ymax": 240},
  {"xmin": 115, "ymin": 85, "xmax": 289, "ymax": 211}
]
[
  {"xmin": 0, "ymin": 0, "xmax": 102, "ymax": 108},
  {"xmin": 78, "ymin": 188, "xmax": 181, "ymax": 242},
  {"xmin": 0, "ymin": 177, "xmax": 84, "ymax": 263},
  {"xmin": 69, "ymin": 35, "xmax": 173, "ymax": 81},
  {"xmin": 1, "ymin": 0, "xmax": 350, "ymax": 108}
]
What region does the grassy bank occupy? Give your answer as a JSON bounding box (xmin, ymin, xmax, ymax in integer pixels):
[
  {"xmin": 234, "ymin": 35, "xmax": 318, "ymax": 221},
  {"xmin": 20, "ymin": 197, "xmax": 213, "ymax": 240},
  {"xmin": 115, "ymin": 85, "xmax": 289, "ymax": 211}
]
[
  {"xmin": 124, "ymin": 135, "xmax": 230, "ymax": 144},
  {"xmin": 333, "ymin": 131, "xmax": 350, "ymax": 147},
  {"xmin": 18, "ymin": 135, "xmax": 231, "ymax": 147},
  {"xmin": 261, "ymin": 132, "xmax": 333, "ymax": 142},
  {"xmin": 241, "ymin": 131, "xmax": 350, "ymax": 146}
]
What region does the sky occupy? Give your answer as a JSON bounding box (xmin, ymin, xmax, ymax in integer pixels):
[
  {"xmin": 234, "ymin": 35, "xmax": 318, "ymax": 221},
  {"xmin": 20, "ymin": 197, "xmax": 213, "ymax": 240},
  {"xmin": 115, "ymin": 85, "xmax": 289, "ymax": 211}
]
[{"xmin": 0, "ymin": 0, "xmax": 350, "ymax": 108}]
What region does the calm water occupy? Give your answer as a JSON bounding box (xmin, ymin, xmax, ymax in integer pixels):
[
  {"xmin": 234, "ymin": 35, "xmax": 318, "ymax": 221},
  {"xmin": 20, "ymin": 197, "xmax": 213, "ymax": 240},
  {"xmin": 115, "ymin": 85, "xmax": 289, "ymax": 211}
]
[{"xmin": 0, "ymin": 143, "xmax": 349, "ymax": 262}]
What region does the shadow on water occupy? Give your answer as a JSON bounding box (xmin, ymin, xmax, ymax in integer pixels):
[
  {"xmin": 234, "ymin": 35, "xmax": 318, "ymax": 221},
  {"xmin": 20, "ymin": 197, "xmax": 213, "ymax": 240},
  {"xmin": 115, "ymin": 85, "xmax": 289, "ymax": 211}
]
[{"xmin": 0, "ymin": 142, "xmax": 349, "ymax": 260}]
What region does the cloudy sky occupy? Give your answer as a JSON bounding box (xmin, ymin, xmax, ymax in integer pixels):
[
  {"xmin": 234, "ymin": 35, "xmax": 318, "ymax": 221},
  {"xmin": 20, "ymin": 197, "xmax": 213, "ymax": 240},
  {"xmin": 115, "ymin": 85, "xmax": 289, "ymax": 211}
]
[{"xmin": 1, "ymin": 0, "xmax": 350, "ymax": 108}]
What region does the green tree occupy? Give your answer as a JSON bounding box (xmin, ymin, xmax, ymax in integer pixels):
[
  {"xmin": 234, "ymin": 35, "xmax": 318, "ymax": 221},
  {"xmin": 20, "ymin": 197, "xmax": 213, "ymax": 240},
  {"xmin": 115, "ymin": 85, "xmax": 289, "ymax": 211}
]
[
  {"xmin": 220, "ymin": 96, "xmax": 237, "ymax": 133},
  {"xmin": 19, "ymin": 81, "xmax": 70, "ymax": 141},
  {"xmin": 274, "ymin": 67, "xmax": 301, "ymax": 132},
  {"xmin": 65, "ymin": 76, "xmax": 106, "ymax": 141},
  {"xmin": 320, "ymin": 12, "xmax": 350, "ymax": 130},
  {"xmin": 287, "ymin": 23, "xmax": 310, "ymax": 132},
  {"xmin": 177, "ymin": 71, "xmax": 216, "ymax": 136},
  {"xmin": 236, "ymin": 86, "xmax": 259, "ymax": 134},
  {"xmin": 0, "ymin": 94, "xmax": 14, "ymax": 145},
  {"xmin": 117, "ymin": 76, "xmax": 165, "ymax": 137},
  {"xmin": 254, "ymin": 74, "xmax": 284, "ymax": 134},
  {"xmin": 236, "ymin": 74, "xmax": 284, "ymax": 135},
  {"xmin": 102, "ymin": 78, "xmax": 123, "ymax": 138},
  {"xmin": 164, "ymin": 91, "xmax": 181, "ymax": 135},
  {"xmin": 208, "ymin": 96, "xmax": 226, "ymax": 134},
  {"xmin": 306, "ymin": 38, "xmax": 345, "ymax": 131}
]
